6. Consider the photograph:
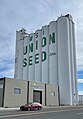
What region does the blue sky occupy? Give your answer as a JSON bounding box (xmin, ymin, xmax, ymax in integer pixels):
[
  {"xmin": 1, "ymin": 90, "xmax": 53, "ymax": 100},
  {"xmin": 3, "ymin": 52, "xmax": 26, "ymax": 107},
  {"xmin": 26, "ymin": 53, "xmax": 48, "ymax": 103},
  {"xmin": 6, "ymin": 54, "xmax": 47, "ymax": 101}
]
[{"xmin": 0, "ymin": 0, "xmax": 83, "ymax": 94}]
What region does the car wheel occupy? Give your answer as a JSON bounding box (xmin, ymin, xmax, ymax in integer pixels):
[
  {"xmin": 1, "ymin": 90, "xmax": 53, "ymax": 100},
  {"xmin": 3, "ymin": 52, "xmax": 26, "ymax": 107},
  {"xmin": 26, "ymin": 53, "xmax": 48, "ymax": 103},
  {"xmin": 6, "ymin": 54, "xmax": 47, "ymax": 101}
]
[
  {"xmin": 20, "ymin": 107, "xmax": 24, "ymax": 111},
  {"xmin": 25, "ymin": 108, "xmax": 28, "ymax": 111},
  {"xmin": 38, "ymin": 107, "xmax": 40, "ymax": 110}
]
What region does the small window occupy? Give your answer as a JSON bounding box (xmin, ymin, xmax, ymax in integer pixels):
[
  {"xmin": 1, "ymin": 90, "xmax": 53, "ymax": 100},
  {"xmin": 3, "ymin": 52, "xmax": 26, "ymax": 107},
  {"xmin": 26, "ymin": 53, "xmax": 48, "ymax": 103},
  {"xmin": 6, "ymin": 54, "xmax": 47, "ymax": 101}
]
[
  {"xmin": 51, "ymin": 92, "xmax": 55, "ymax": 96},
  {"xmin": 14, "ymin": 74, "xmax": 16, "ymax": 78},
  {"xmin": 14, "ymin": 88, "xmax": 21, "ymax": 94},
  {"xmin": 15, "ymin": 58, "xmax": 17, "ymax": 63},
  {"xmin": 0, "ymin": 85, "xmax": 3, "ymax": 89}
]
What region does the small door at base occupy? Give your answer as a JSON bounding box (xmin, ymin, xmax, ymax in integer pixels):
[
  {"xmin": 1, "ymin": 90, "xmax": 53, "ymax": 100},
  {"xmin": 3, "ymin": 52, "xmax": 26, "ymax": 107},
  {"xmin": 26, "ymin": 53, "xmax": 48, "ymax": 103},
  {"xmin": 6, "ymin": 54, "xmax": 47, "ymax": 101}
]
[{"xmin": 33, "ymin": 90, "xmax": 42, "ymax": 104}]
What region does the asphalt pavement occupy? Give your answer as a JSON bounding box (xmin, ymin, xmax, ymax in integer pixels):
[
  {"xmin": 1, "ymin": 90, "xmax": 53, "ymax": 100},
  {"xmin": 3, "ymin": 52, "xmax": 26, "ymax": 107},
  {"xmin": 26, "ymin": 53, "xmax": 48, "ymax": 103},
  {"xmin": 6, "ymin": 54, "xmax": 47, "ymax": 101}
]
[{"xmin": 0, "ymin": 106, "xmax": 83, "ymax": 119}]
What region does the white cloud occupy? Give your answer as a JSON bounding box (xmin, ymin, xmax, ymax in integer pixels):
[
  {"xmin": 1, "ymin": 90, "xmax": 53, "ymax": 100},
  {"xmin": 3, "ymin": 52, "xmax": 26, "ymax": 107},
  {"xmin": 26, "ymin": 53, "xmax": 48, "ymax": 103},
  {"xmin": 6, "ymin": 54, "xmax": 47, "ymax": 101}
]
[
  {"xmin": 78, "ymin": 91, "xmax": 83, "ymax": 95},
  {"xmin": 78, "ymin": 79, "xmax": 83, "ymax": 83},
  {"xmin": 0, "ymin": 68, "xmax": 14, "ymax": 78},
  {"xmin": 76, "ymin": 55, "xmax": 83, "ymax": 71},
  {"xmin": 4, "ymin": 69, "xmax": 14, "ymax": 78}
]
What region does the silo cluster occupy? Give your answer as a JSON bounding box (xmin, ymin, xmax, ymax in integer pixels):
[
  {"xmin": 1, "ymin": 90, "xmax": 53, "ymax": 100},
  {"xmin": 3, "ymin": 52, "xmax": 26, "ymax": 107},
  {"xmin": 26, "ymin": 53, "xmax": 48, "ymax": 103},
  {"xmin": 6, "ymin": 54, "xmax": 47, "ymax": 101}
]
[{"xmin": 14, "ymin": 14, "xmax": 78, "ymax": 105}]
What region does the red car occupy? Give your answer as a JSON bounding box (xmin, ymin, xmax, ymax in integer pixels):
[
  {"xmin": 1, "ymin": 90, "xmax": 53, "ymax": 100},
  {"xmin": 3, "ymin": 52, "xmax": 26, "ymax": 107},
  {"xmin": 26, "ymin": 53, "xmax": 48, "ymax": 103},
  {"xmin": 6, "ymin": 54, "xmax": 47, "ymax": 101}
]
[{"xmin": 20, "ymin": 102, "xmax": 43, "ymax": 111}]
